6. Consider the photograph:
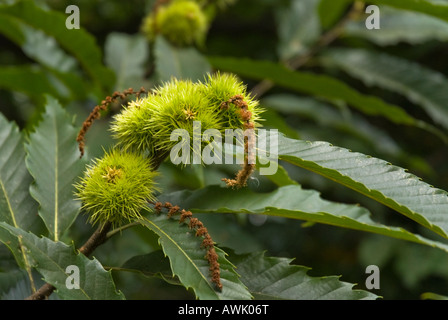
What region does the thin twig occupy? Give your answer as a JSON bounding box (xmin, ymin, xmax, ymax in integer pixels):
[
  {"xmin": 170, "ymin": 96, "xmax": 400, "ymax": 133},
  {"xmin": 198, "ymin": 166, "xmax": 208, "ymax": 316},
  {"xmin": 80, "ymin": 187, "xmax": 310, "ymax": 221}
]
[
  {"xmin": 78, "ymin": 221, "xmax": 112, "ymax": 257},
  {"xmin": 25, "ymin": 283, "xmax": 55, "ymax": 301}
]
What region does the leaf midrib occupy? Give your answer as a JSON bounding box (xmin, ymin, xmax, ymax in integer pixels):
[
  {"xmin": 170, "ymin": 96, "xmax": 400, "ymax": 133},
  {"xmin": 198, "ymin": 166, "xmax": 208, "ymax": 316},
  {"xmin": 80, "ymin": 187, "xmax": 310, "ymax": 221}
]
[
  {"xmin": 53, "ymin": 113, "xmax": 59, "ymax": 241},
  {"xmin": 141, "ymin": 218, "xmax": 217, "ymax": 297},
  {"xmin": 0, "ymin": 174, "xmax": 18, "ymax": 228},
  {"xmin": 0, "ymin": 160, "xmax": 36, "ymax": 292}
]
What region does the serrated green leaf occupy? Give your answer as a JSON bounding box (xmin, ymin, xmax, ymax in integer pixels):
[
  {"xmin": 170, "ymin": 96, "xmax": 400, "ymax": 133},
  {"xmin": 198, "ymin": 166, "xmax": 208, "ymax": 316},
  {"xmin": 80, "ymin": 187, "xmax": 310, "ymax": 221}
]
[
  {"xmin": 139, "ymin": 213, "xmax": 252, "ymax": 300},
  {"xmin": 261, "ymin": 94, "xmax": 435, "ymax": 178},
  {"xmin": 155, "ymin": 36, "xmax": 211, "ymax": 82},
  {"xmin": 323, "ymin": 48, "xmax": 448, "ymax": 131},
  {"xmin": 0, "ymin": 222, "xmax": 125, "ymax": 300},
  {"xmin": 230, "ymin": 251, "xmax": 378, "ymax": 300},
  {"xmin": 25, "ymin": 96, "xmax": 87, "ymax": 241},
  {"xmin": 0, "ymin": 0, "xmax": 114, "ymax": 94},
  {"xmin": 0, "ymin": 113, "xmax": 42, "ymax": 269},
  {"xmin": 121, "ymin": 248, "xmax": 378, "ymax": 300},
  {"xmin": 157, "ymin": 185, "xmax": 448, "ymax": 254},
  {"xmin": 271, "ymin": 135, "xmax": 448, "ymax": 239},
  {"xmin": 208, "ymin": 56, "xmax": 447, "ymax": 143}
]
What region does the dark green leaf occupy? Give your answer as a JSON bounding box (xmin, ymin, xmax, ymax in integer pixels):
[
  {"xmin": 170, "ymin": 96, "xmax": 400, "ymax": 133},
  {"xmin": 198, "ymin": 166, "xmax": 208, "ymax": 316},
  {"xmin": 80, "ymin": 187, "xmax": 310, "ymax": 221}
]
[
  {"xmin": 273, "ymin": 135, "xmax": 448, "ymax": 239},
  {"xmin": 25, "ymin": 96, "xmax": 87, "ymax": 241},
  {"xmin": 0, "ymin": 222, "xmax": 125, "ymax": 300},
  {"xmin": 0, "ymin": 11, "xmax": 88, "ymax": 100},
  {"xmin": 139, "ymin": 213, "xmax": 253, "ymax": 300},
  {"xmin": 231, "ymin": 251, "xmax": 378, "ymax": 300},
  {"xmin": 0, "ymin": 269, "xmax": 27, "ymax": 298},
  {"xmin": 21, "ymin": 26, "xmax": 78, "ymax": 73},
  {"xmin": 0, "ymin": 11, "xmax": 78, "ymax": 72},
  {"xmin": 208, "ymin": 56, "xmax": 447, "ymax": 142},
  {"xmin": 0, "ymin": 113, "xmax": 41, "ymax": 268}
]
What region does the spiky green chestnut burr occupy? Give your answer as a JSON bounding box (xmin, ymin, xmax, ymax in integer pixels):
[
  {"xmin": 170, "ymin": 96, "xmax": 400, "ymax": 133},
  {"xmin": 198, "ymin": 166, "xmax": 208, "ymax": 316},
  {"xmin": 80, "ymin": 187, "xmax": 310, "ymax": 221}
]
[
  {"xmin": 142, "ymin": 0, "xmax": 208, "ymax": 47},
  {"xmin": 75, "ymin": 150, "xmax": 158, "ymax": 228},
  {"xmin": 110, "ymin": 79, "xmax": 223, "ymax": 162},
  {"xmin": 199, "ymin": 73, "xmax": 263, "ymax": 130},
  {"xmin": 110, "ymin": 97, "xmax": 158, "ymax": 156},
  {"xmin": 149, "ymin": 79, "xmax": 223, "ymax": 157}
]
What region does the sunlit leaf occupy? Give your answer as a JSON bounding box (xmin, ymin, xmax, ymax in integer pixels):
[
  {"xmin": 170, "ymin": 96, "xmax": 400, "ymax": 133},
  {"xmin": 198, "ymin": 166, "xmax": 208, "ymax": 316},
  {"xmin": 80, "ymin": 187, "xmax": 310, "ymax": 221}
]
[{"xmin": 273, "ymin": 135, "xmax": 448, "ymax": 239}]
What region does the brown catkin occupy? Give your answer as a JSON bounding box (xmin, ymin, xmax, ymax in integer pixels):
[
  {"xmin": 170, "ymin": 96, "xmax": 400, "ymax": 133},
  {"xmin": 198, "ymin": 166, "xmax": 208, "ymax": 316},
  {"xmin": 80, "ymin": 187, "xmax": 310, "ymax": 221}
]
[
  {"xmin": 76, "ymin": 87, "xmax": 147, "ymax": 157},
  {"xmin": 153, "ymin": 201, "xmax": 223, "ymax": 290},
  {"xmin": 221, "ymin": 94, "xmax": 256, "ymax": 188}
]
